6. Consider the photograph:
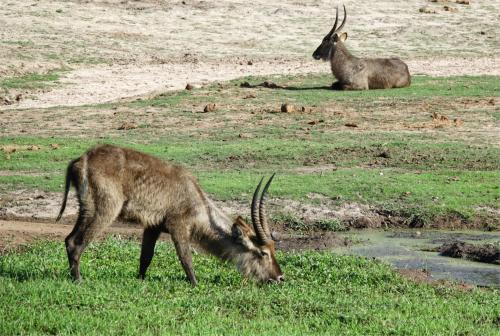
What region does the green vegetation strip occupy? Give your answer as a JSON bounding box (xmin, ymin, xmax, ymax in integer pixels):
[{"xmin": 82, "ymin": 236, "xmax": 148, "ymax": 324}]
[
  {"xmin": 0, "ymin": 135, "xmax": 498, "ymax": 222},
  {"xmin": 221, "ymin": 74, "xmax": 500, "ymax": 101},
  {"xmin": 0, "ymin": 239, "xmax": 498, "ymax": 335},
  {"xmin": 1, "ymin": 71, "xmax": 62, "ymax": 90},
  {"xmin": 0, "ymin": 75, "xmax": 498, "ymax": 224},
  {"xmin": 1, "ymin": 135, "xmax": 499, "ymax": 172}
]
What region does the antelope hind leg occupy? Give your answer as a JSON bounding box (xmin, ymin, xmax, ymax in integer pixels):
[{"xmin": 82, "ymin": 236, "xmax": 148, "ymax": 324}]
[
  {"xmin": 138, "ymin": 226, "xmax": 162, "ymax": 279},
  {"xmin": 65, "ymin": 194, "xmax": 122, "ymax": 281}
]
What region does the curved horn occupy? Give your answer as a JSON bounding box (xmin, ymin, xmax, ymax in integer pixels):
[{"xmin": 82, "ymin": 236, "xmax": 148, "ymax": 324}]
[
  {"xmin": 334, "ymin": 5, "xmax": 347, "ymax": 33},
  {"xmin": 259, "ymin": 174, "xmax": 275, "ymax": 239},
  {"xmin": 325, "ymin": 6, "xmax": 340, "ymax": 40},
  {"xmin": 251, "ymin": 177, "xmax": 267, "ymax": 242}
]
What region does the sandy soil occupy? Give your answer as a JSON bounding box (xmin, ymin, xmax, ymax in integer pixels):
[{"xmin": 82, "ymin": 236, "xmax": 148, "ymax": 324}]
[
  {"xmin": 0, "ymin": 218, "xmax": 352, "ymax": 254},
  {"xmin": 0, "ymin": 219, "xmax": 144, "ymax": 253},
  {"xmin": 1, "ymin": 0, "xmax": 498, "ymax": 109},
  {"xmin": 0, "ymin": 189, "xmax": 356, "ymax": 252},
  {"xmin": 0, "ymin": 189, "xmax": 383, "ymax": 226}
]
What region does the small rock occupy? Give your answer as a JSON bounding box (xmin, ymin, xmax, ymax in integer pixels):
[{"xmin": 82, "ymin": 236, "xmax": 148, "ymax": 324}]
[
  {"xmin": 419, "ymin": 6, "xmax": 437, "ymax": 13},
  {"xmin": 488, "ymin": 98, "xmax": 495, "ymax": 105},
  {"xmin": 243, "ymin": 94, "xmax": 256, "ymax": 99},
  {"xmin": 247, "ymin": 60, "xmax": 253, "ymax": 65},
  {"xmin": 238, "ymin": 133, "xmax": 253, "ymax": 139},
  {"xmin": 261, "ymin": 81, "xmax": 282, "ymax": 89},
  {"xmin": 2, "ymin": 97, "xmax": 13, "ymax": 105},
  {"xmin": 1, "ymin": 146, "xmax": 16, "ymax": 154},
  {"xmin": 307, "ymin": 119, "xmax": 324, "ymax": 125},
  {"xmin": 240, "ymin": 81, "xmax": 252, "ymax": 88},
  {"xmin": 118, "ymin": 122, "xmax": 138, "ymax": 130},
  {"xmin": 15, "ymin": 94, "xmax": 22, "ymax": 102},
  {"xmin": 27, "ymin": 145, "xmax": 40, "ymax": 151},
  {"xmin": 432, "ymin": 112, "xmax": 450, "ymax": 122},
  {"xmin": 455, "ymin": 0, "xmax": 469, "ymax": 4},
  {"xmin": 443, "ymin": 5, "xmax": 458, "ymax": 12},
  {"xmin": 344, "ymin": 123, "xmax": 358, "ymax": 128},
  {"xmin": 185, "ymin": 83, "xmax": 194, "ymax": 90},
  {"xmin": 453, "ymin": 118, "xmax": 464, "ymax": 127},
  {"xmin": 203, "ymin": 103, "xmax": 216, "ymax": 113},
  {"xmin": 377, "ymin": 150, "xmax": 391, "ymax": 159},
  {"xmin": 301, "ymin": 106, "xmax": 313, "ymax": 113},
  {"xmin": 56, "ymin": 8, "xmax": 63, "ymax": 13},
  {"xmin": 50, "ymin": 143, "xmax": 60, "ymax": 150},
  {"xmin": 281, "ymin": 103, "xmax": 295, "ymax": 113}
]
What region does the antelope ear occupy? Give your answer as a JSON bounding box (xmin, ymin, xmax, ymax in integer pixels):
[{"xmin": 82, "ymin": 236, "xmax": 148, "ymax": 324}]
[
  {"xmin": 232, "ymin": 216, "xmax": 258, "ymax": 250},
  {"xmin": 232, "ymin": 216, "xmax": 252, "ymax": 239},
  {"xmin": 339, "ymin": 32, "xmax": 348, "ymax": 42},
  {"xmin": 232, "ymin": 223, "xmax": 244, "ymax": 239}
]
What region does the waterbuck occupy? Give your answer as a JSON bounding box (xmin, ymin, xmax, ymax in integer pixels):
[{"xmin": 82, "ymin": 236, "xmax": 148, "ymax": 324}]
[
  {"xmin": 56, "ymin": 144, "xmax": 283, "ymax": 286},
  {"xmin": 312, "ymin": 5, "xmax": 411, "ymax": 90}
]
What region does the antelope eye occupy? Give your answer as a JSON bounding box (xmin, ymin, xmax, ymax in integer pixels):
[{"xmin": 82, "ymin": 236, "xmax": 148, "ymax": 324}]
[{"xmin": 260, "ymin": 250, "xmax": 269, "ymax": 258}]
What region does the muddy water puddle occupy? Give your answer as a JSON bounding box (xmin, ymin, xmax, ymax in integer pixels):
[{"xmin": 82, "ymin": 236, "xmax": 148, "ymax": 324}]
[{"xmin": 335, "ymin": 230, "xmax": 499, "ymax": 287}]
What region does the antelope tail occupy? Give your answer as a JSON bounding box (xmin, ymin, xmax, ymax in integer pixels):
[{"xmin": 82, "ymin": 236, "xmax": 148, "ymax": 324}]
[{"xmin": 56, "ymin": 155, "xmax": 87, "ymax": 222}]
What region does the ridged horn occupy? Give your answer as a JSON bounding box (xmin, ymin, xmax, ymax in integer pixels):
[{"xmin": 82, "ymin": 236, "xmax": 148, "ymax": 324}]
[
  {"xmin": 325, "ymin": 5, "xmax": 340, "ymax": 40},
  {"xmin": 259, "ymin": 174, "xmax": 275, "ymax": 239},
  {"xmin": 334, "ymin": 5, "xmax": 347, "ymax": 33},
  {"xmin": 251, "ymin": 177, "xmax": 268, "ymax": 243}
]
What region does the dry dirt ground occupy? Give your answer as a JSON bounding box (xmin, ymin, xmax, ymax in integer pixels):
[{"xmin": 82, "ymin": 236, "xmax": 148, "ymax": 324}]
[
  {"xmin": 437, "ymin": 241, "xmax": 500, "ymax": 264},
  {"xmin": 0, "ymin": 0, "xmax": 499, "ymax": 249},
  {"xmin": 0, "ymin": 0, "xmax": 498, "ymax": 108},
  {"xmin": 0, "ymin": 189, "xmax": 360, "ymax": 251}
]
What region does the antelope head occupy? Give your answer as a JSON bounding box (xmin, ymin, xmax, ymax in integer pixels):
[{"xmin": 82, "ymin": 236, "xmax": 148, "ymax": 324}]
[
  {"xmin": 312, "ymin": 5, "xmax": 348, "ymax": 61},
  {"xmin": 231, "ymin": 175, "xmax": 284, "ymax": 283}
]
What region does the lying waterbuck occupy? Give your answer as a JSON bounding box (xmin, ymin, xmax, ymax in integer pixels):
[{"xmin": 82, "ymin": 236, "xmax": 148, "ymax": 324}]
[
  {"xmin": 56, "ymin": 145, "xmax": 283, "ymax": 285},
  {"xmin": 312, "ymin": 5, "xmax": 411, "ymax": 90}
]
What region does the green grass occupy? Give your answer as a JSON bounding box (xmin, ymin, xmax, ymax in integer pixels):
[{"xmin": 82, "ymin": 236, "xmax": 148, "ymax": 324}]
[
  {"xmin": 273, "ymin": 214, "xmax": 347, "ymax": 232},
  {"xmin": 0, "ymin": 75, "xmax": 498, "ymax": 227},
  {"xmin": 225, "ymin": 74, "xmax": 499, "ymax": 101},
  {"xmin": 1, "ymin": 135, "xmax": 498, "ymax": 172},
  {"xmin": 1, "ymin": 40, "xmax": 35, "ymax": 47},
  {"xmin": 0, "ymin": 168, "xmax": 497, "ymax": 221},
  {"xmin": 0, "ymin": 134, "xmax": 498, "ymax": 222},
  {"xmin": 0, "ymin": 71, "xmax": 62, "ymax": 90},
  {"xmin": 0, "ymin": 238, "xmax": 498, "ymax": 335}
]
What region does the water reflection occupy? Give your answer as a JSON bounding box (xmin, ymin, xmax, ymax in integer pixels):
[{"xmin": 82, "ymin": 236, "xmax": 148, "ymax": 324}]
[{"xmin": 336, "ymin": 230, "xmax": 500, "ymax": 287}]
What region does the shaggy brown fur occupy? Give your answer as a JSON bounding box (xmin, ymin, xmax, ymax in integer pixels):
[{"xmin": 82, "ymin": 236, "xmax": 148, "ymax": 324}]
[
  {"xmin": 57, "ymin": 145, "xmax": 283, "ymax": 286},
  {"xmin": 313, "ymin": 5, "xmax": 411, "ymax": 90}
]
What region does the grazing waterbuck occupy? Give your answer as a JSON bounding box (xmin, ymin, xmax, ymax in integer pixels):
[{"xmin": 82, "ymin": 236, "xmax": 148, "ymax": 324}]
[
  {"xmin": 56, "ymin": 145, "xmax": 283, "ymax": 286},
  {"xmin": 313, "ymin": 5, "xmax": 411, "ymax": 90}
]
